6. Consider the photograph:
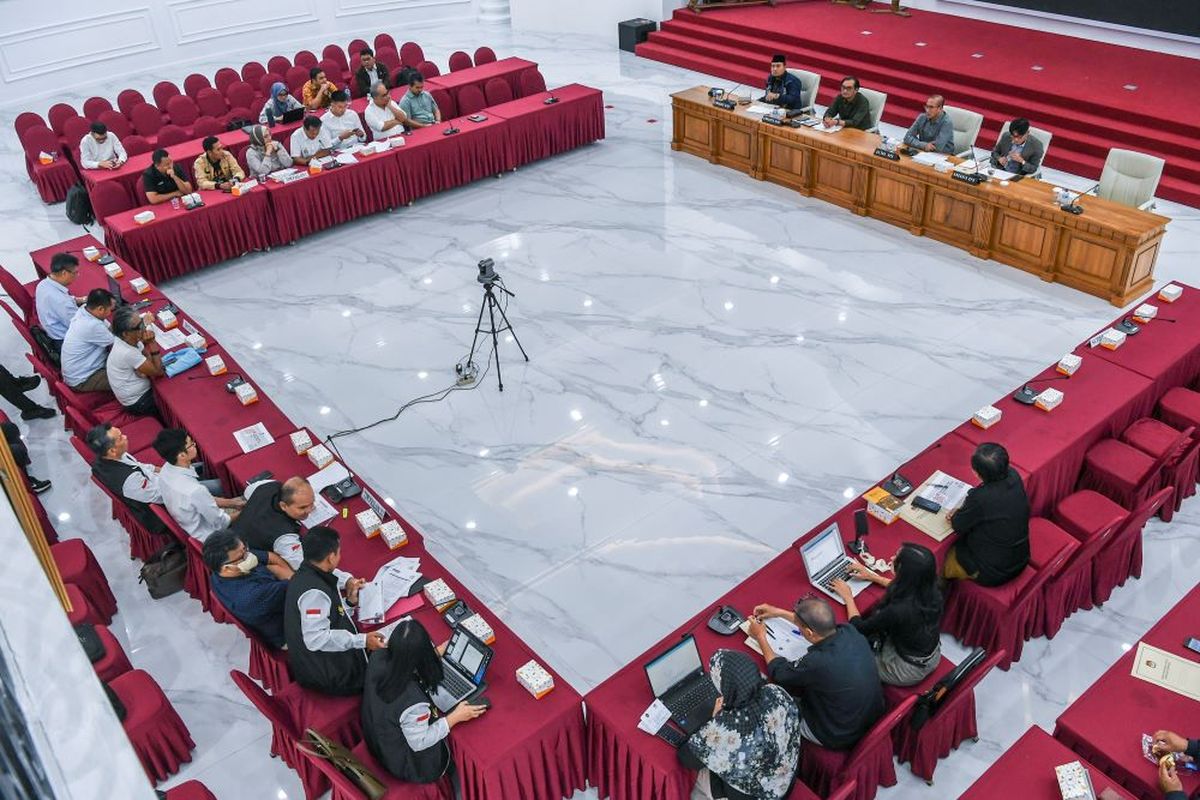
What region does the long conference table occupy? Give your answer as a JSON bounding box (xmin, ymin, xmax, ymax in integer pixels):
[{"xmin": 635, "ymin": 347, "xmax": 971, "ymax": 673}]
[
  {"xmin": 584, "ymin": 280, "xmax": 1200, "ymax": 799},
  {"xmin": 25, "ymin": 237, "xmax": 587, "ymax": 800},
  {"xmin": 670, "ymin": 86, "xmax": 1169, "ymax": 307}
]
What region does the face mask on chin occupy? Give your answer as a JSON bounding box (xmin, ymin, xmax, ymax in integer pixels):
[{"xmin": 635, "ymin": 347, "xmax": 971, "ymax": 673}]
[{"xmin": 233, "ymin": 552, "xmax": 259, "ymax": 574}]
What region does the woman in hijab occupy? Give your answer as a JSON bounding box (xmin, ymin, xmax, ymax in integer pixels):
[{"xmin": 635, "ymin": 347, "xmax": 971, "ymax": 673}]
[
  {"xmin": 258, "ymin": 82, "xmax": 302, "ymax": 124},
  {"xmin": 244, "ymin": 125, "xmax": 293, "ymax": 178},
  {"xmin": 678, "ymin": 650, "xmax": 801, "ymax": 800}
]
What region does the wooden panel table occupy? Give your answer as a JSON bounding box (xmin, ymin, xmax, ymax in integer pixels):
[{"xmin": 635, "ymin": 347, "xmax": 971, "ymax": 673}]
[{"xmin": 671, "ymin": 86, "xmax": 1169, "ymax": 306}]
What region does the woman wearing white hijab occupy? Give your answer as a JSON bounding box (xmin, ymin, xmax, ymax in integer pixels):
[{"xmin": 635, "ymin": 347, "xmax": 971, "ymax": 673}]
[{"xmin": 678, "ymin": 649, "xmax": 802, "ymax": 800}]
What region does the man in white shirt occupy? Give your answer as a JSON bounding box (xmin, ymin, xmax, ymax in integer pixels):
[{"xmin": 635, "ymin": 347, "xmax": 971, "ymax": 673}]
[
  {"xmin": 79, "ymin": 122, "xmax": 127, "ymax": 170},
  {"xmin": 60, "ymin": 289, "xmax": 116, "ymax": 392},
  {"xmin": 86, "ymin": 422, "xmax": 168, "ymax": 535},
  {"xmin": 320, "ymin": 91, "xmax": 366, "ymax": 150},
  {"xmin": 106, "ymin": 306, "xmax": 163, "ymax": 417},
  {"xmin": 364, "ymin": 82, "xmax": 408, "ymax": 141},
  {"xmin": 153, "ymin": 427, "xmax": 245, "ymax": 541},
  {"xmin": 289, "ymin": 116, "xmax": 333, "ymax": 166},
  {"xmin": 34, "ymin": 252, "xmax": 84, "ymax": 344}
]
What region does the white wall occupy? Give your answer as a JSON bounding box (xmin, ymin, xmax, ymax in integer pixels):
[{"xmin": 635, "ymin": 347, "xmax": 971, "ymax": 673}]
[
  {"xmin": 0, "ymin": 498, "xmax": 156, "ymax": 800},
  {"xmin": 0, "ymin": 0, "xmax": 483, "ymax": 109},
  {"xmin": 510, "ymin": 0, "xmax": 684, "ymax": 43}
]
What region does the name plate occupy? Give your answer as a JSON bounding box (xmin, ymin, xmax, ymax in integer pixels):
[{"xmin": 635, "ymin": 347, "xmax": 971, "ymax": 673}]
[
  {"xmin": 951, "ymin": 171, "xmax": 986, "ymax": 185},
  {"xmin": 713, "ymin": 98, "xmax": 737, "ymax": 110},
  {"xmin": 762, "ymin": 114, "xmax": 785, "ymax": 126},
  {"xmin": 873, "ymin": 147, "xmax": 900, "ymax": 161}
]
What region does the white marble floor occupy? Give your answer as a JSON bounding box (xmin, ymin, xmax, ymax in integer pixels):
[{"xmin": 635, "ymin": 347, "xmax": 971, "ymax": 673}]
[{"xmin": 2, "ymin": 19, "xmax": 1200, "ymax": 800}]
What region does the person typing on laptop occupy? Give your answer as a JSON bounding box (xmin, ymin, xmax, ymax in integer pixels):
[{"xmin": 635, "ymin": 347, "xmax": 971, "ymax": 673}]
[{"xmin": 748, "ymin": 596, "xmax": 883, "ymax": 749}]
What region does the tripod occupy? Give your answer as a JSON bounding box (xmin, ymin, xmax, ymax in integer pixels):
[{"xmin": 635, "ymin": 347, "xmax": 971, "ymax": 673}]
[{"xmin": 466, "ymin": 280, "xmax": 529, "ymax": 391}]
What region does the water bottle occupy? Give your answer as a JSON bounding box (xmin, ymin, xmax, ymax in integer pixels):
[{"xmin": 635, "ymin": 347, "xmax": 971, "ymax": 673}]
[
  {"xmin": 171, "ymin": 197, "xmax": 180, "ymax": 211},
  {"xmin": 266, "ymin": 107, "xmax": 275, "ymax": 128}
]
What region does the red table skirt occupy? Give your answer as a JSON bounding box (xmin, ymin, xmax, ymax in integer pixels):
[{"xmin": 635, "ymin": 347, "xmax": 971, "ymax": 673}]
[
  {"xmin": 267, "ymin": 154, "xmax": 407, "ymax": 241},
  {"xmin": 489, "ymin": 85, "xmax": 606, "ymax": 169},
  {"xmin": 28, "ymin": 159, "xmax": 76, "ymax": 203},
  {"xmin": 586, "ymin": 708, "xmax": 693, "ymax": 800},
  {"xmin": 961, "ymin": 726, "xmax": 1138, "ymax": 799}
]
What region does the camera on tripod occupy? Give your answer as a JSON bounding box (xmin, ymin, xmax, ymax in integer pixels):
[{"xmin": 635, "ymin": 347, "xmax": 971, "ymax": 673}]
[{"xmin": 477, "ymin": 258, "xmax": 499, "ymax": 285}]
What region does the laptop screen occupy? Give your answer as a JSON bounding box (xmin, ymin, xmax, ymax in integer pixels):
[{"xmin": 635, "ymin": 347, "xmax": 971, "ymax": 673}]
[
  {"xmin": 800, "ymin": 523, "xmax": 845, "ymax": 578},
  {"xmin": 107, "ymin": 275, "xmax": 126, "ymax": 305},
  {"xmin": 446, "ymin": 629, "xmax": 489, "ymax": 683},
  {"xmin": 645, "ymin": 634, "xmax": 703, "ymax": 698}
]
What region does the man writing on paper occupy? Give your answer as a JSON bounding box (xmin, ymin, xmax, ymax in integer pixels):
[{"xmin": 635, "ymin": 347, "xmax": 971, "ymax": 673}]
[
  {"xmin": 232, "ymin": 476, "xmax": 319, "ymax": 569},
  {"xmin": 823, "ymin": 76, "xmax": 872, "ymax": 131},
  {"xmin": 192, "ymin": 136, "xmax": 244, "ymax": 190},
  {"xmin": 903, "ymin": 95, "xmax": 955, "ymax": 154},
  {"xmin": 106, "ymin": 306, "xmax": 163, "ymax": 418},
  {"xmin": 761, "ymin": 54, "xmax": 805, "ymax": 112},
  {"xmin": 321, "ymin": 91, "xmax": 366, "ymax": 150},
  {"xmin": 289, "ymin": 116, "xmax": 334, "ymax": 166},
  {"xmin": 365, "ymin": 82, "xmax": 408, "ymax": 141},
  {"xmin": 79, "ymin": 122, "xmax": 127, "ymax": 170},
  {"xmin": 398, "ymin": 76, "xmax": 441, "ymax": 129}
]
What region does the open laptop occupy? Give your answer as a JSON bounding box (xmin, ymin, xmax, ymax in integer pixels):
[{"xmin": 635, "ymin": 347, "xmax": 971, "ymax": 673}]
[
  {"xmin": 107, "ymin": 274, "xmax": 127, "ymax": 306},
  {"xmin": 428, "ymin": 627, "xmax": 491, "ymax": 713},
  {"xmin": 799, "ymin": 522, "xmax": 871, "ymax": 605},
  {"xmin": 643, "ymin": 634, "xmax": 719, "ymax": 735},
  {"xmin": 280, "ymin": 107, "xmax": 305, "ymax": 124}
]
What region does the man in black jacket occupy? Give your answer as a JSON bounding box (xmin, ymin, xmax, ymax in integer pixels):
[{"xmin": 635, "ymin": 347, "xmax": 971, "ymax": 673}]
[
  {"xmin": 87, "ymin": 422, "xmax": 165, "ymax": 534},
  {"xmin": 353, "ymin": 47, "xmax": 390, "ymax": 99},
  {"xmin": 944, "ymin": 443, "xmax": 1031, "ymax": 586},
  {"xmin": 231, "ymin": 476, "xmax": 315, "ymax": 568},
  {"xmin": 761, "ymin": 54, "xmax": 806, "ymax": 112}
]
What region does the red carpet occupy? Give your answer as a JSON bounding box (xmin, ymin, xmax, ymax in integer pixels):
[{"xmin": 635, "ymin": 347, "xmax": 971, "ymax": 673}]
[{"xmin": 637, "ymin": 1, "xmax": 1200, "ymax": 207}]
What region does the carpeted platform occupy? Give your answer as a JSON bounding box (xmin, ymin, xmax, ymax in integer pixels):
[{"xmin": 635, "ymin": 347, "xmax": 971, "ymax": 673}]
[{"xmin": 637, "ymin": 0, "xmax": 1200, "ymax": 207}]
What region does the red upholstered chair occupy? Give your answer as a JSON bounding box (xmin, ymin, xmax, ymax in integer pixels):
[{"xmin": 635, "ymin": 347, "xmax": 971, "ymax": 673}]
[
  {"xmin": 1025, "ymin": 517, "xmax": 1082, "ymax": 639},
  {"xmin": 1078, "ymin": 422, "xmax": 1186, "ymax": 522},
  {"xmin": 1052, "ymin": 489, "xmax": 1132, "ymax": 608},
  {"xmin": 63, "ymin": 116, "xmax": 92, "ymax": 155},
  {"xmin": 183, "ymin": 73, "xmax": 211, "ymax": 99},
  {"xmin": 286, "ymin": 65, "xmax": 312, "ymax": 95},
  {"xmin": 0, "ymin": 268, "xmax": 33, "ymax": 321},
  {"xmin": 165, "ymin": 96, "xmax": 199, "ymax": 131},
  {"xmin": 83, "ymin": 96, "xmax": 113, "ymax": 120},
  {"xmin": 241, "ymin": 61, "xmax": 268, "ymax": 85},
  {"xmin": 15, "ymin": 111, "xmax": 46, "ymax": 141},
  {"xmin": 51, "ymin": 539, "xmax": 117, "ymax": 623},
  {"xmin": 318, "ymin": 59, "xmax": 344, "ymax": 86},
  {"xmin": 1089, "ymin": 488, "xmax": 1174, "ymax": 606},
  {"xmin": 473, "ymin": 46, "xmax": 497, "ymax": 65},
  {"xmin": 483, "ymin": 77, "xmax": 513, "ymax": 106},
  {"xmin": 69, "ymin": 430, "xmax": 170, "ymax": 560},
  {"xmin": 448, "ymin": 50, "xmax": 472, "ymax": 72},
  {"xmin": 117, "ymin": 89, "xmax": 146, "ymax": 118},
  {"xmin": 294, "ymin": 50, "xmax": 319, "ymax": 69},
  {"xmin": 130, "ymin": 103, "xmax": 164, "ymax": 137},
  {"xmin": 65, "ymin": 584, "xmax": 104, "ymax": 626},
  {"xmin": 163, "ymin": 781, "xmax": 218, "ymax": 800},
  {"xmin": 297, "ymin": 733, "xmax": 451, "ymax": 800},
  {"xmin": 798, "ymin": 695, "xmax": 917, "ymax": 800},
  {"xmin": 195, "ymin": 87, "xmax": 227, "ymax": 119},
  {"xmin": 347, "ymin": 38, "xmax": 369, "ymax": 63},
  {"xmin": 214, "ymin": 592, "xmax": 292, "ymax": 691},
  {"xmin": 98, "ymin": 110, "xmax": 132, "ymax": 140},
  {"xmin": 400, "ymin": 42, "xmax": 425, "ymax": 67},
  {"xmin": 882, "ymin": 649, "xmax": 1005, "ymax": 785},
  {"xmin": 323, "ymin": 43, "xmax": 350, "ymax": 77},
  {"xmin": 226, "ymin": 107, "xmax": 255, "ymax": 129},
  {"xmin": 376, "ymin": 48, "xmax": 401, "ymax": 74},
  {"xmin": 231, "ymin": 669, "xmax": 364, "ymax": 800},
  {"xmin": 226, "ymin": 81, "xmax": 256, "ymax": 111},
  {"xmin": 91, "ymin": 182, "xmax": 135, "ymax": 224},
  {"xmin": 1122, "ymin": 417, "xmax": 1200, "ymax": 513},
  {"xmin": 268, "ymin": 55, "xmax": 293, "ymax": 77},
  {"xmin": 48, "ymin": 103, "xmax": 78, "ymax": 136},
  {"xmin": 1159, "ymin": 386, "xmax": 1200, "ymax": 432},
  {"xmin": 261, "ymin": 72, "xmax": 286, "ymax": 98},
  {"xmin": 375, "ymin": 33, "xmax": 398, "ymax": 54},
  {"xmin": 152, "ymin": 81, "xmax": 181, "ymax": 112},
  {"xmin": 156, "ymin": 124, "xmax": 191, "ymax": 148},
  {"xmin": 90, "ymin": 624, "xmax": 134, "ymax": 683},
  {"xmin": 519, "ymin": 68, "xmax": 548, "ymax": 97},
  {"xmin": 214, "ymin": 67, "xmax": 240, "ymax": 95},
  {"xmin": 417, "ymin": 60, "xmax": 441, "ymax": 79},
  {"xmin": 456, "ymin": 85, "xmax": 486, "ymax": 117},
  {"xmin": 191, "ymin": 116, "xmax": 225, "ymax": 138},
  {"xmin": 21, "ymin": 126, "xmax": 75, "ymax": 202},
  {"xmin": 430, "ymin": 89, "xmax": 456, "ymax": 120},
  {"xmin": 109, "ymin": 669, "xmax": 195, "ymax": 783}
]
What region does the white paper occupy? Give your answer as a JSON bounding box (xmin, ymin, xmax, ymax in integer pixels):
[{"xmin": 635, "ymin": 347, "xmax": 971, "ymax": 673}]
[
  {"xmin": 740, "ymin": 616, "xmax": 810, "ymax": 661},
  {"xmin": 637, "ymin": 698, "xmax": 672, "ymax": 735},
  {"xmin": 372, "ymin": 555, "xmax": 423, "ymax": 606},
  {"xmin": 302, "ymin": 494, "xmax": 337, "ymax": 528},
  {"xmin": 232, "ymin": 422, "xmax": 274, "ymax": 454},
  {"xmin": 815, "ymin": 124, "xmax": 842, "ymax": 134},
  {"xmin": 334, "ymin": 152, "xmax": 358, "ymax": 166},
  {"xmin": 374, "ymin": 615, "xmax": 412, "ymax": 642},
  {"xmin": 308, "ymin": 460, "xmax": 352, "ymax": 493},
  {"xmin": 151, "ymin": 325, "xmax": 186, "ymax": 350},
  {"xmin": 745, "ymin": 103, "xmax": 775, "ymax": 115},
  {"xmin": 357, "ymin": 581, "xmax": 385, "ymax": 624},
  {"xmin": 917, "ymin": 470, "xmax": 970, "ymax": 510},
  {"xmin": 912, "ymin": 152, "xmax": 949, "ymax": 167}
]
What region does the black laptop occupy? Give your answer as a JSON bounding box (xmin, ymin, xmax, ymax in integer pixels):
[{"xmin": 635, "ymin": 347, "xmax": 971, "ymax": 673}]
[
  {"xmin": 280, "ymin": 107, "xmax": 305, "ymax": 124},
  {"xmin": 643, "ymin": 634, "xmax": 719, "ymax": 734}
]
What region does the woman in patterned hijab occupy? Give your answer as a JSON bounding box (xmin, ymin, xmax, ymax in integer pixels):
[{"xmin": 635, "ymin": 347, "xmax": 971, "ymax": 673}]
[{"xmin": 678, "ymin": 649, "xmax": 802, "ymax": 799}]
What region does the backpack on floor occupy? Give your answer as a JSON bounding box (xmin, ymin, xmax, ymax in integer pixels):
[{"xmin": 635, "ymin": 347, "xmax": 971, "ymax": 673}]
[
  {"xmin": 65, "ymin": 182, "xmax": 94, "ymax": 227},
  {"xmin": 138, "ymin": 542, "xmax": 187, "ymax": 599}
]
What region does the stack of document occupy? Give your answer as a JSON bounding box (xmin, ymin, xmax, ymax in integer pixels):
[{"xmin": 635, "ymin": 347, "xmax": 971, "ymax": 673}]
[
  {"xmin": 358, "ymin": 555, "xmax": 423, "ymax": 624},
  {"xmin": 912, "ymin": 152, "xmax": 949, "ymax": 167},
  {"xmin": 334, "ymin": 152, "xmax": 358, "ymax": 166},
  {"xmin": 739, "ymin": 617, "xmax": 810, "ymax": 661},
  {"xmin": 745, "ymin": 103, "xmax": 775, "ymax": 116}
]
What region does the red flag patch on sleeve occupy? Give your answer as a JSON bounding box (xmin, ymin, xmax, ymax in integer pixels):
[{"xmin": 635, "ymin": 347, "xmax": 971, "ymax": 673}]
[
  {"xmin": 416, "ymin": 713, "xmax": 430, "ymax": 722},
  {"xmin": 305, "ymin": 608, "xmax": 322, "ymax": 616}
]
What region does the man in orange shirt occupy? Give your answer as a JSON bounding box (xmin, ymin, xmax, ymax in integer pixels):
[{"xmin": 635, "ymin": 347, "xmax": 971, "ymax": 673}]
[{"xmin": 302, "ymin": 67, "xmax": 337, "ymax": 111}]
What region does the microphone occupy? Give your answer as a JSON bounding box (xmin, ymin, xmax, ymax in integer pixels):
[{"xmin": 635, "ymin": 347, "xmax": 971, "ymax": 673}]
[
  {"xmin": 851, "ymin": 509, "xmax": 869, "ymax": 555},
  {"xmin": 1060, "ymin": 182, "xmax": 1100, "ymax": 215},
  {"xmin": 1013, "ymin": 374, "xmax": 1070, "ymax": 405},
  {"xmin": 712, "ymin": 83, "xmax": 744, "ymax": 110},
  {"xmin": 542, "ymin": 94, "xmax": 558, "ymax": 105},
  {"xmin": 442, "ymin": 125, "xmax": 460, "ymax": 136}
]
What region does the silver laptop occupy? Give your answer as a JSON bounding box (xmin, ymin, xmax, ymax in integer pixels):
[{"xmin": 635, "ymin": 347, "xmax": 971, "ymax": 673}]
[
  {"xmin": 799, "ymin": 523, "xmax": 870, "ymax": 605},
  {"xmin": 428, "ymin": 627, "xmax": 491, "ymax": 713}
]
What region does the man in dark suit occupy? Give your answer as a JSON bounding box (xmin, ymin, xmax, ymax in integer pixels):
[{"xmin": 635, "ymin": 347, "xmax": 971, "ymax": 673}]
[
  {"xmin": 989, "ymin": 118, "xmax": 1045, "ymax": 175},
  {"xmin": 353, "ymin": 47, "xmax": 390, "ymax": 99},
  {"xmin": 944, "ymin": 443, "xmax": 1031, "ymax": 586}
]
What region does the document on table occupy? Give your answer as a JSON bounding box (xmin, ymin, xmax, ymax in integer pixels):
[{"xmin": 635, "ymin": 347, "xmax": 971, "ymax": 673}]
[
  {"xmin": 638, "ymin": 698, "xmax": 672, "ymax": 735},
  {"xmin": 746, "ymin": 103, "xmax": 775, "ymax": 115},
  {"xmin": 372, "ymin": 555, "xmax": 423, "ymax": 606},
  {"xmin": 912, "ymin": 152, "xmax": 949, "ymax": 167},
  {"xmin": 1131, "ymin": 642, "xmax": 1200, "ymax": 701},
  {"xmin": 334, "ymin": 152, "xmax": 358, "ymax": 166},
  {"xmin": 301, "ymin": 494, "xmax": 337, "ymax": 529},
  {"xmin": 898, "ymin": 470, "xmax": 972, "ymax": 542},
  {"xmin": 308, "ymin": 460, "xmax": 352, "ymax": 493},
  {"xmin": 150, "ymin": 324, "xmax": 187, "ymax": 350},
  {"xmin": 815, "ymin": 124, "xmax": 842, "ymax": 134},
  {"xmin": 232, "ymin": 422, "xmax": 274, "ymax": 454},
  {"xmin": 739, "ymin": 617, "xmax": 810, "ymax": 661}
]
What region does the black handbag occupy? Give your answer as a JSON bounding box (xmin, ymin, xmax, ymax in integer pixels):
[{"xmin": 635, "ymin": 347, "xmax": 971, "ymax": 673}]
[
  {"xmin": 138, "ymin": 542, "xmax": 187, "ymax": 599},
  {"xmin": 74, "ymin": 623, "xmax": 106, "ymax": 663},
  {"xmin": 909, "ymin": 647, "xmax": 985, "ymax": 731}
]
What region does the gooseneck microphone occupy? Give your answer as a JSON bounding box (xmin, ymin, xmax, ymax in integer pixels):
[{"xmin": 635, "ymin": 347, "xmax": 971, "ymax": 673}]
[{"xmin": 1013, "ymin": 374, "xmax": 1070, "ymax": 405}]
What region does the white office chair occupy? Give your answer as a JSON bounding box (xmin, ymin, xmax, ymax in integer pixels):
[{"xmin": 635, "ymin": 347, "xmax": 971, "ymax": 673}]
[
  {"xmin": 858, "ymin": 87, "xmax": 887, "ymax": 133},
  {"xmin": 944, "ymin": 105, "xmax": 984, "ymax": 158},
  {"xmin": 786, "ymin": 68, "xmax": 821, "ymax": 113},
  {"xmin": 997, "ymin": 119, "xmax": 1053, "ymax": 179},
  {"xmin": 1096, "ymin": 148, "xmax": 1165, "ymax": 211}
]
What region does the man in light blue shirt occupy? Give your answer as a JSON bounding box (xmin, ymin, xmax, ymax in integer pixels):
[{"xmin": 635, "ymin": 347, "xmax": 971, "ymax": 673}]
[
  {"xmin": 903, "ymin": 95, "xmax": 955, "ymax": 155},
  {"xmin": 61, "ymin": 289, "xmax": 116, "ymax": 392},
  {"xmin": 397, "ymin": 76, "xmax": 440, "ymax": 128},
  {"xmin": 34, "ymin": 252, "xmax": 83, "ymax": 343}
]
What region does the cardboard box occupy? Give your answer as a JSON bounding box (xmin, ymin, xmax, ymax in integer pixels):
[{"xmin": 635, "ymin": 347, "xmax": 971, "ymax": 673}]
[
  {"xmin": 1100, "ymin": 328, "xmax": 1126, "ymax": 350},
  {"xmin": 184, "ymin": 332, "xmax": 206, "ymax": 350},
  {"xmin": 205, "ymin": 354, "xmax": 226, "ymax": 375},
  {"xmin": 862, "ymin": 486, "xmax": 902, "ymax": 525},
  {"xmin": 1159, "ymin": 284, "xmax": 1183, "ymax": 303},
  {"xmin": 82, "ymin": 246, "xmax": 100, "ymax": 261},
  {"xmin": 306, "ymin": 444, "xmax": 333, "ymax": 469},
  {"xmin": 234, "ymin": 382, "xmax": 258, "ymax": 405},
  {"xmin": 133, "ymin": 211, "xmax": 155, "ymax": 225},
  {"xmin": 1056, "ymin": 353, "xmax": 1082, "ymax": 376},
  {"xmin": 355, "ymin": 509, "xmax": 381, "ymax": 538},
  {"xmin": 1133, "ymin": 303, "xmax": 1158, "ymax": 323},
  {"xmin": 103, "ymin": 262, "xmax": 123, "ymax": 279},
  {"xmin": 1054, "ymin": 761, "xmax": 1096, "ymax": 800},
  {"xmin": 422, "ymin": 578, "xmax": 456, "ymax": 610},
  {"xmin": 972, "ymin": 405, "xmax": 1002, "ymax": 429},
  {"xmin": 379, "ymin": 519, "xmax": 408, "ymax": 550},
  {"xmin": 289, "ymin": 430, "xmax": 312, "ymax": 455},
  {"xmin": 231, "ymin": 179, "xmax": 257, "ymax": 196},
  {"xmin": 460, "ymin": 613, "xmax": 495, "ymax": 645},
  {"xmin": 156, "ymin": 309, "xmax": 177, "ymax": 330},
  {"xmin": 516, "ymin": 660, "xmax": 555, "ymax": 699},
  {"xmin": 130, "ymin": 277, "xmax": 151, "ymax": 294},
  {"xmin": 1035, "ymin": 387, "xmax": 1064, "ymax": 412}
]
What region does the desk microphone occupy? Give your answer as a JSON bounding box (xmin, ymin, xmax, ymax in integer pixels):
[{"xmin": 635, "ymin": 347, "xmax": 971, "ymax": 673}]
[
  {"xmin": 442, "ymin": 125, "xmax": 460, "ymax": 136},
  {"xmin": 543, "ymin": 94, "xmax": 558, "ymax": 105},
  {"xmin": 712, "ymin": 83, "xmax": 743, "ymax": 110},
  {"xmin": 1013, "ymin": 374, "xmax": 1069, "ymax": 405},
  {"xmin": 1060, "ymin": 182, "xmax": 1100, "ymax": 215}
]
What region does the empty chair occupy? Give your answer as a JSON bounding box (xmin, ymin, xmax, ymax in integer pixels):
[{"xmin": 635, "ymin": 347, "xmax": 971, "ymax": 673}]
[
  {"xmin": 20, "ymin": 126, "xmax": 76, "ymax": 202},
  {"xmin": 473, "ymin": 45, "xmax": 497, "ymax": 65},
  {"xmin": 15, "ymin": 111, "xmax": 47, "ymax": 142},
  {"xmin": 225, "ymin": 81, "xmax": 256, "ymax": 111},
  {"xmin": 52, "ymin": 539, "xmax": 117, "ymax": 623},
  {"xmin": 195, "ymin": 87, "xmax": 227, "ymax": 119},
  {"xmin": 241, "ymin": 60, "xmax": 267, "ymax": 85},
  {"xmin": 484, "ymin": 76, "xmax": 513, "ymax": 105},
  {"xmin": 214, "ymin": 67, "xmax": 240, "ymax": 95},
  {"xmin": 152, "ymin": 81, "xmax": 181, "ymax": 111},
  {"xmin": 89, "ymin": 624, "xmax": 134, "ymax": 683},
  {"xmin": 163, "ymin": 781, "xmax": 218, "ymax": 800},
  {"xmin": 944, "ymin": 105, "xmax": 984, "ymax": 157},
  {"xmin": 858, "ymin": 87, "xmax": 887, "ymax": 133},
  {"xmin": 799, "ymin": 695, "xmax": 918, "ymax": 800},
  {"xmin": 285, "ymin": 65, "xmax": 311, "ymax": 94},
  {"xmin": 293, "ymin": 49, "xmax": 318, "ymax": 68},
  {"xmin": 1158, "ymin": 386, "xmax": 1200, "ymax": 431},
  {"xmin": 400, "ymin": 41, "xmax": 425, "ymax": 67},
  {"xmin": 1079, "ymin": 424, "xmax": 1188, "ymax": 522},
  {"xmin": 318, "ymin": 59, "xmax": 343, "ymax": 85},
  {"xmin": 456, "ymin": 85, "xmax": 486, "ymax": 117},
  {"xmin": 1121, "ymin": 417, "xmax": 1200, "ymax": 512},
  {"xmin": 448, "ymin": 50, "xmax": 473, "ymax": 72},
  {"xmin": 165, "ymin": 95, "xmax": 199, "ymax": 130},
  {"xmin": 83, "ymin": 96, "xmax": 113, "ymax": 120},
  {"xmin": 155, "ymin": 124, "xmax": 190, "ymax": 148},
  {"xmin": 996, "ymin": 119, "xmax": 1052, "ymax": 179},
  {"xmin": 786, "ymin": 68, "xmax": 820, "ymax": 111},
  {"xmin": 191, "ymin": 116, "xmax": 225, "ymax": 138},
  {"xmin": 47, "ymin": 103, "xmax": 78, "ymax": 136},
  {"xmin": 417, "ymin": 60, "xmax": 440, "ymax": 79},
  {"xmin": 376, "ymin": 48, "xmax": 400, "ymax": 73},
  {"xmin": 0, "ymin": 267, "xmax": 33, "ymax": 324},
  {"xmin": 1025, "ymin": 518, "xmax": 1083, "ymax": 639},
  {"xmin": 225, "ymin": 106, "xmax": 254, "ymax": 127},
  {"xmin": 65, "ymin": 584, "xmax": 105, "ymax": 627},
  {"xmin": 322, "ymin": 43, "xmax": 350, "ymax": 75},
  {"xmin": 92, "ymin": 182, "xmax": 135, "ymax": 225},
  {"xmin": 183, "ymin": 73, "xmax": 211, "ymax": 99},
  {"xmin": 117, "ymin": 89, "xmax": 146, "ymax": 118},
  {"xmin": 1097, "ymin": 148, "xmax": 1165, "ymax": 210},
  {"xmin": 130, "ymin": 103, "xmax": 164, "ymax": 137},
  {"xmin": 519, "ymin": 68, "xmax": 547, "ymax": 97},
  {"xmin": 1095, "ymin": 488, "xmax": 1174, "ymax": 605},
  {"xmin": 267, "ymin": 55, "xmax": 292, "ymax": 77},
  {"xmin": 109, "ymin": 669, "xmax": 196, "ymax": 783},
  {"xmin": 97, "ymin": 110, "xmax": 132, "ymax": 140},
  {"xmin": 122, "ymin": 134, "xmax": 152, "ymax": 157},
  {"xmin": 430, "ymin": 89, "xmax": 456, "ymax": 119},
  {"xmin": 347, "ymin": 38, "xmax": 369, "ymax": 63},
  {"xmin": 62, "ymin": 116, "xmax": 92, "ymax": 155},
  {"xmin": 374, "ymin": 33, "xmax": 397, "ymax": 53}
]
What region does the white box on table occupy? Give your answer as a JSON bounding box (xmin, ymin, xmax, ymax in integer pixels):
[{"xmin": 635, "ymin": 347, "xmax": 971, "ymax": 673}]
[
  {"xmin": 205, "ymin": 354, "xmax": 226, "ymax": 375},
  {"xmin": 103, "ymin": 262, "xmax": 124, "ymax": 279},
  {"xmin": 306, "ymin": 444, "xmax": 333, "ymax": 469},
  {"xmin": 422, "ymin": 578, "xmax": 456, "ymax": 610},
  {"xmin": 972, "ymin": 405, "xmax": 1002, "ymax": 429},
  {"xmin": 516, "ymin": 660, "xmax": 555, "ymax": 699},
  {"xmin": 1035, "ymin": 387, "xmax": 1064, "ymax": 412},
  {"xmin": 460, "ymin": 613, "xmax": 495, "ymax": 645},
  {"xmin": 1056, "ymin": 353, "xmax": 1082, "ymax": 376},
  {"xmin": 379, "ymin": 520, "xmax": 408, "ymax": 550},
  {"xmin": 355, "ymin": 509, "xmax": 381, "ymax": 537},
  {"xmin": 234, "ymin": 382, "xmax": 258, "ymax": 405},
  {"xmin": 130, "ymin": 277, "xmax": 151, "ymax": 294},
  {"xmin": 289, "ymin": 430, "xmax": 312, "ymax": 455},
  {"xmin": 1159, "ymin": 284, "xmax": 1183, "ymax": 303}
]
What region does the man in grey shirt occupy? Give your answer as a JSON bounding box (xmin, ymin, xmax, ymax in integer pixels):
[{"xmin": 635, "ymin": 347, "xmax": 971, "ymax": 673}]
[
  {"xmin": 397, "ymin": 76, "xmax": 441, "ymax": 129},
  {"xmin": 903, "ymin": 95, "xmax": 955, "ymax": 154}
]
